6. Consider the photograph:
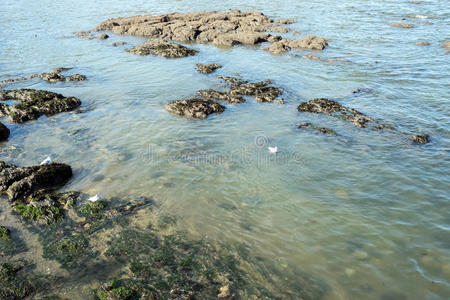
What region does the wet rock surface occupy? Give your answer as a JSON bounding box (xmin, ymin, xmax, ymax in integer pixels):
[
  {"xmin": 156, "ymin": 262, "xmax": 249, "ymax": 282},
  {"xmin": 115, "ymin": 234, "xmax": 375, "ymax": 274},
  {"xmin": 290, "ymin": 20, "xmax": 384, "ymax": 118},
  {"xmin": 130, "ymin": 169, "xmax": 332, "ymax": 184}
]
[
  {"xmin": 165, "ymin": 98, "xmax": 226, "ymax": 118},
  {"xmin": 0, "ymin": 122, "xmax": 10, "ymax": 141},
  {"xmin": 416, "ymin": 41, "xmax": 430, "ymax": 46},
  {"xmin": 0, "ymin": 89, "xmax": 81, "ymax": 123},
  {"xmin": 196, "ymin": 63, "xmax": 222, "ymax": 74},
  {"xmin": 111, "ymin": 41, "xmax": 127, "ymax": 46},
  {"xmin": 443, "ymin": 41, "xmax": 450, "ymax": 54},
  {"xmin": 264, "ymin": 35, "xmax": 329, "ymax": 54},
  {"xmin": 297, "ymin": 122, "xmax": 336, "ymax": 135},
  {"xmin": 0, "ymin": 67, "xmax": 86, "ymax": 87},
  {"xmin": 413, "ymin": 134, "xmax": 429, "ymax": 145},
  {"xmin": 92, "ymin": 11, "xmax": 327, "ymax": 55},
  {"xmin": 298, "ymin": 98, "xmax": 375, "ymax": 128},
  {"xmin": 126, "ymin": 39, "xmax": 198, "ymax": 58},
  {"xmin": 197, "ymin": 89, "xmax": 245, "ymax": 104}
]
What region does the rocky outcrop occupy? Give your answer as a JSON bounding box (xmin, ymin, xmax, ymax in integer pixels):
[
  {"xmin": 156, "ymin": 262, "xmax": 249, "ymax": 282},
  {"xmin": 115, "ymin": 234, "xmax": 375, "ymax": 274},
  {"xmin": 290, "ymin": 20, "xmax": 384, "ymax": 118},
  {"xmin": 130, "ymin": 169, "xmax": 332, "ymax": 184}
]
[
  {"xmin": 0, "ymin": 89, "xmax": 81, "ymax": 123},
  {"xmin": 0, "ymin": 122, "xmax": 10, "ymax": 141},
  {"xmin": 0, "ymin": 67, "xmax": 86, "ymax": 87},
  {"xmin": 197, "ymin": 89, "xmax": 245, "ymax": 104},
  {"xmin": 263, "ymin": 35, "xmax": 329, "ymax": 54},
  {"xmin": 443, "ymin": 41, "xmax": 450, "ymax": 54},
  {"xmin": 297, "ymin": 122, "xmax": 336, "ymax": 135},
  {"xmin": 165, "ymin": 98, "xmax": 225, "ymax": 119},
  {"xmin": 126, "ymin": 39, "xmax": 198, "ymax": 58},
  {"xmin": 390, "ymin": 23, "xmax": 413, "ymax": 28},
  {"xmin": 196, "ymin": 63, "xmax": 222, "ymax": 74},
  {"xmin": 91, "ymin": 11, "xmax": 327, "ymax": 55},
  {"xmin": 297, "ymin": 98, "xmax": 375, "ymax": 128},
  {"xmin": 413, "ymin": 134, "xmax": 429, "ymax": 145},
  {"xmin": 219, "ymin": 76, "xmax": 284, "ymax": 104},
  {"xmin": 416, "ymin": 41, "xmax": 430, "ymax": 46}
]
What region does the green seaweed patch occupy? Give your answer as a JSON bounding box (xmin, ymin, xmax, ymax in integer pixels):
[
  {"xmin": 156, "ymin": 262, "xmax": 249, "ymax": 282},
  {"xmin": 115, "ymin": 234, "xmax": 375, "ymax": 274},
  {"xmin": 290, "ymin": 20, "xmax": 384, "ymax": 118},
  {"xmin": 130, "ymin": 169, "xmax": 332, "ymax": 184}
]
[
  {"xmin": 96, "ymin": 280, "xmax": 138, "ymax": 300},
  {"xmin": 0, "ymin": 225, "xmax": 11, "ymax": 240},
  {"xmin": 79, "ymin": 200, "xmax": 107, "ymax": 218},
  {"xmin": 0, "ymin": 261, "xmax": 34, "ymax": 299},
  {"xmin": 42, "ymin": 233, "xmax": 89, "ymax": 269},
  {"xmin": 13, "ymin": 201, "xmax": 64, "ymax": 225}
]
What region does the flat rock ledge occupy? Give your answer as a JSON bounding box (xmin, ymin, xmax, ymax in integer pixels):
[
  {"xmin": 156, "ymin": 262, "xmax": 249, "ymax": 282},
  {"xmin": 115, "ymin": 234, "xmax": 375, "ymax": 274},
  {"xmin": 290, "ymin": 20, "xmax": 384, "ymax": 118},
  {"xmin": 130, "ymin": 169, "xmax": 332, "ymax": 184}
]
[
  {"xmin": 263, "ymin": 35, "xmax": 329, "ymax": 54},
  {"xmin": 0, "ymin": 89, "xmax": 81, "ymax": 123},
  {"xmin": 126, "ymin": 39, "xmax": 198, "ymax": 58},
  {"xmin": 92, "ymin": 10, "xmax": 328, "ymax": 55},
  {"xmin": 196, "ymin": 63, "xmax": 222, "ymax": 74},
  {"xmin": 165, "ymin": 98, "xmax": 225, "ymax": 119},
  {"xmin": 197, "ymin": 89, "xmax": 245, "ymax": 104}
]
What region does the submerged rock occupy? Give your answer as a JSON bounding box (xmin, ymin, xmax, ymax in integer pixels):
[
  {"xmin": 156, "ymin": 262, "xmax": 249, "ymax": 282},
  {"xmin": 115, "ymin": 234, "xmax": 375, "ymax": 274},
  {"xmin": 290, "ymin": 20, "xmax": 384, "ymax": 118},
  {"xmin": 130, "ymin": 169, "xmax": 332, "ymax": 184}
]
[
  {"xmin": 112, "ymin": 41, "xmax": 127, "ymax": 46},
  {"xmin": 297, "ymin": 122, "xmax": 336, "ymax": 135},
  {"xmin": 443, "ymin": 41, "xmax": 450, "ymax": 54},
  {"xmin": 412, "ymin": 134, "xmax": 429, "ymax": 145},
  {"xmin": 0, "ymin": 261, "xmax": 35, "ymax": 299},
  {"xmin": 0, "ymin": 89, "xmax": 81, "ymax": 123},
  {"xmin": 196, "ymin": 63, "xmax": 222, "ymax": 74},
  {"xmin": 390, "ymin": 23, "xmax": 413, "ymax": 28},
  {"xmin": 165, "ymin": 98, "xmax": 225, "ymax": 119},
  {"xmin": 197, "ymin": 89, "xmax": 245, "ymax": 104},
  {"xmin": 127, "ymin": 39, "xmax": 198, "ymax": 58},
  {"xmin": 0, "ymin": 122, "xmax": 10, "ymax": 141},
  {"xmin": 297, "ymin": 98, "xmax": 375, "ymax": 128},
  {"xmin": 0, "ymin": 67, "xmax": 86, "ymax": 87},
  {"xmin": 416, "ymin": 41, "xmax": 430, "ymax": 46},
  {"xmin": 276, "ymin": 18, "xmax": 296, "ymax": 24},
  {"xmin": 98, "ymin": 33, "xmax": 109, "ymax": 40}
]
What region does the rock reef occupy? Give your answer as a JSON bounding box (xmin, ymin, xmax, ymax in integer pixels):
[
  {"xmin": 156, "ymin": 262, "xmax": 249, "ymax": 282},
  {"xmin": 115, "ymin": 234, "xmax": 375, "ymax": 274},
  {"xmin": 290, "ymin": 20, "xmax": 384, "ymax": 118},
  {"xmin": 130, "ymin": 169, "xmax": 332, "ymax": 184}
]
[
  {"xmin": 92, "ymin": 10, "xmax": 328, "ymax": 55},
  {"xmin": 297, "ymin": 122, "xmax": 336, "ymax": 135},
  {"xmin": 0, "ymin": 67, "xmax": 86, "ymax": 87},
  {"xmin": 0, "ymin": 89, "xmax": 81, "ymax": 123},
  {"xmin": 218, "ymin": 75, "xmax": 284, "ymax": 103},
  {"xmin": 196, "ymin": 63, "xmax": 222, "ymax": 74},
  {"xmin": 0, "ymin": 122, "xmax": 10, "ymax": 141},
  {"xmin": 127, "ymin": 39, "xmax": 198, "ymax": 58},
  {"xmin": 165, "ymin": 98, "xmax": 226, "ymax": 119},
  {"xmin": 197, "ymin": 89, "xmax": 245, "ymax": 104}
]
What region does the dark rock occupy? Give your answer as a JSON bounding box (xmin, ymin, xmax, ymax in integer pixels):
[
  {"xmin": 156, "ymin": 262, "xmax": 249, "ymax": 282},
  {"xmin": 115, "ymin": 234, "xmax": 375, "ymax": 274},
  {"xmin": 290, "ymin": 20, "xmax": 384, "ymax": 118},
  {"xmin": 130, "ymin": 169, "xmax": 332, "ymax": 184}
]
[
  {"xmin": 98, "ymin": 33, "xmax": 109, "ymax": 40},
  {"xmin": 297, "ymin": 122, "xmax": 336, "ymax": 135},
  {"xmin": 219, "ymin": 76, "xmax": 284, "ymax": 103},
  {"xmin": 298, "ymin": 98, "xmax": 375, "ymax": 128},
  {"xmin": 0, "ymin": 89, "xmax": 81, "ymax": 123},
  {"xmin": 127, "ymin": 39, "xmax": 198, "ymax": 58},
  {"xmin": 65, "ymin": 74, "xmax": 87, "ymax": 81},
  {"xmin": 40, "ymin": 72, "xmax": 65, "ymax": 83},
  {"xmin": 0, "ymin": 122, "xmax": 10, "ymax": 141},
  {"xmin": 197, "ymin": 89, "xmax": 245, "ymax": 104},
  {"xmin": 196, "ymin": 63, "xmax": 222, "ymax": 74},
  {"xmin": 412, "ymin": 134, "xmax": 429, "ymax": 144},
  {"xmin": 165, "ymin": 98, "xmax": 225, "ymax": 119},
  {"xmin": 0, "ymin": 161, "xmax": 72, "ymax": 202}
]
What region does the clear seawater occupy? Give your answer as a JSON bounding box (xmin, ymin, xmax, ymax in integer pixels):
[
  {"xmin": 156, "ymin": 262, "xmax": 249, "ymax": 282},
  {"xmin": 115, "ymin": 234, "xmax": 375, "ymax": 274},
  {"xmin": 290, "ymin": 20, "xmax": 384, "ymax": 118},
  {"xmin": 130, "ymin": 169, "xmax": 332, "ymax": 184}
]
[{"xmin": 0, "ymin": 0, "xmax": 449, "ymax": 299}]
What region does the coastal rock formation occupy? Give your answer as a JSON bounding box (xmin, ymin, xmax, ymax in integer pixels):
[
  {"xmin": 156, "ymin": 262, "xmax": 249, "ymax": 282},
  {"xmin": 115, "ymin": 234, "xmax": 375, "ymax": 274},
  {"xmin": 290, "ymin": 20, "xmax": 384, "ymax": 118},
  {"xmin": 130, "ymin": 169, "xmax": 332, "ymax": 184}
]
[
  {"xmin": 126, "ymin": 39, "xmax": 198, "ymax": 58},
  {"xmin": 112, "ymin": 41, "xmax": 127, "ymax": 46},
  {"xmin": 165, "ymin": 98, "xmax": 225, "ymax": 119},
  {"xmin": 443, "ymin": 41, "xmax": 450, "ymax": 54},
  {"xmin": 297, "ymin": 98, "xmax": 375, "ymax": 128},
  {"xmin": 196, "ymin": 63, "xmax": 222, "ymax": 74},
  {"xmin": 0, "ymin": 122, "xmax": 10, "ymax": 141},
  {"xmin": 416, "ymin": 41, "xmax": 430, "ymax": 46},
  {"xmin": 98, "ymin": 33, "xmax": 109, "ymax": 40},
  {"xmin": 413, "ymin": 134, "xmax": 429, "ymax": 145},
  {"xmin": 197, "ymin": 89, "xmax": 245, "ymax": 104},
  {"xmin": 92, "ymin": 11, "xmax": 327, "ymax": 54},
  {"xmin": 390, "ymin": 23, "xmax": 413, "ymax": 28},
  {"xmin": 219, "ymin": 76, "xmax": 284, "ymax": 103},
  {"xmin": 297, "ymin": 122, "xmax": 336, "ymax": 135},
  {"xmin": 0, "ymin": 89, "xmax": 81, "ymax": 123},
  {"xmin": 0, "ymin": 67, "xmax": 86, "ymax": 86},
  {"xmin": 264, "ymin": 35, "xmax": 329, "ymax": 54}
]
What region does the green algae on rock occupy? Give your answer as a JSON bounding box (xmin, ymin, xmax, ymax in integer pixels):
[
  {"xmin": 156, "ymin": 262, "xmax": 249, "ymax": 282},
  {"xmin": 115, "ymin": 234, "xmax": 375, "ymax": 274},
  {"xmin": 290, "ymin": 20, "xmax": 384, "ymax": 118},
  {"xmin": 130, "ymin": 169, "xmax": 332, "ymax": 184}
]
[
  {"xmin": 127, "ymin": 39, "xmax": 198, "ymax": 58},
  {"xmin": 42, "ymin": 232, "xmax": 90, "ymax": 269},
  {"xmin": 0, "ymin": 89, "xmax": 81, "ymax": 123},
  {"xmin": 0, "ymin": 261, "xmax": 35, "ymax": 299},
  {"xmin": 165, "ymin": 98, "xmax": 225, "ymax": 119},
  {"xmin": 79, "ymin": 200, "xmax": 108, "ymax": 219}
]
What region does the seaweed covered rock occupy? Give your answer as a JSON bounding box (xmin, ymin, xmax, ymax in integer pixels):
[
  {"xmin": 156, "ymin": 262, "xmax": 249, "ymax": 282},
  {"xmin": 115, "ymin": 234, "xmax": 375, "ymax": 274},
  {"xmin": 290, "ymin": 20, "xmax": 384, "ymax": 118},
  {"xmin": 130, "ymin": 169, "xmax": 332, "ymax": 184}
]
[
  {"xmin": 197, "ymin": 89, "xmax": 245, "ymax": 104},
  {"xmin": 297, "ymin": 122, "xmax": 336, "ymax": 135},
  {"xmin": 127, "ymin": 39, "xmax": 198, "ymax": 58},
  {"xmin": 0, "ymin": 67, "xmax": 86, "ymax": 87},
  {"xmin": 0, "ymin": 89, "xmax": 81, "ymax": 123},
  {"xmin": 412, "ymin": 134, "xmax": 429, "ymax": 145},
  {"xmin": 196, "ymin": 63, "xmax": 222, "ymax": 74},
  {"xmin": 0, "ymin": 261, "xmax": 35, "ymax": 299},
  {"xmin": 297, "ymin": 98, "xmax": 375, "ymax": 128},
  {"xmin": 42, "ymin": 232, "xmax": 90, "ymax": 269},
  {"xmin": 165, "ymin": 98, "xmax": 225, "ymax": 119},
  {"xmin": 0, "ymin": 122, "xmax": 10, "ymax": 141},
  {"xmin": 219, "ymin": 76, "xmax": 284, "ymax": 103},
  {"xmin": 79, "ymin": 200, "xmax": 107, "ymax": 219}
]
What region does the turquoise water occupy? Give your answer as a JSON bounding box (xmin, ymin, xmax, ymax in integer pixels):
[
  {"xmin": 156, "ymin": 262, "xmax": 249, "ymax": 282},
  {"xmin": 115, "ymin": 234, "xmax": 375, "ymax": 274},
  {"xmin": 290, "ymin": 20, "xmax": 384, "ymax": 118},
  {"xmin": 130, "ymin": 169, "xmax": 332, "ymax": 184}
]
[{"xmin": 1, "ymin": 0, "xmax": 449, "ymax": 299}]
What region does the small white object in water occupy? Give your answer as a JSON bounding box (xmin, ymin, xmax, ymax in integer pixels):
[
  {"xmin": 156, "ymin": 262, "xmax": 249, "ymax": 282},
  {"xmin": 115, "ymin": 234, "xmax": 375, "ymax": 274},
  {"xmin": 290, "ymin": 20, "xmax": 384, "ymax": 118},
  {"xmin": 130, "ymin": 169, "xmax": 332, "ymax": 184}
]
[
  {"xmin": 40, "ymin": 156, "xmax": 52, "ymax": 165},
  {"xmin": 88, "ymin": 194, "xmax": 99, "ymax": 202},
  {"xmin": 268, "ymin": 146, "xmax": 278, "ymax": 154},
  {"xmin": 415, "ymin": 15, "xmax": 428, "ymax": 19}
]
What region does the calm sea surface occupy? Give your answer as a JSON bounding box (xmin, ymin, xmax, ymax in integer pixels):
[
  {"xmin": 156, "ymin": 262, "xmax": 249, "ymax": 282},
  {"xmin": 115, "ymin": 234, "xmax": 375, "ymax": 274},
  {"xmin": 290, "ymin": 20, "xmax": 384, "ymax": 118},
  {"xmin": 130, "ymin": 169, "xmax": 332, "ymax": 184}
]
[{"xmin": 0, "ymin": 0, "xmax": 449, "ymax": 299}]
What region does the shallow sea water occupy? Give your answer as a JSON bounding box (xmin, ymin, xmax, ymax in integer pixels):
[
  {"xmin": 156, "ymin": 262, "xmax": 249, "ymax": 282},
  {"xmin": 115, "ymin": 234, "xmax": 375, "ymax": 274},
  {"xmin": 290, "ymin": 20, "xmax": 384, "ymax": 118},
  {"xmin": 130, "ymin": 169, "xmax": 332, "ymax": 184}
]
[{"xmin": 0, "ymin": 0, "xmax": 449, "ymax": 299}]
